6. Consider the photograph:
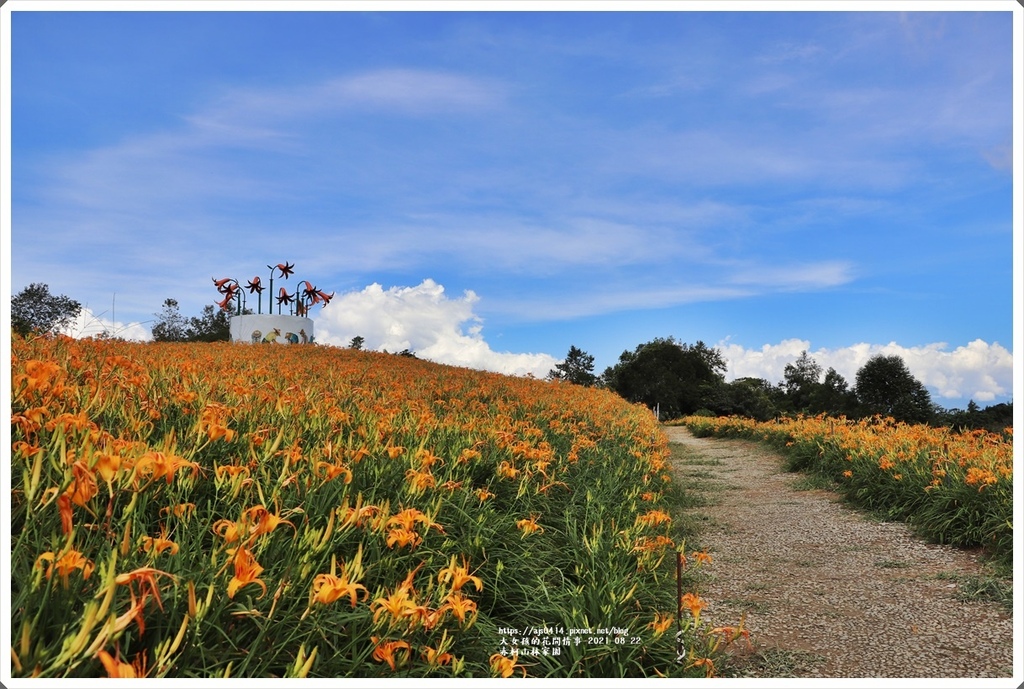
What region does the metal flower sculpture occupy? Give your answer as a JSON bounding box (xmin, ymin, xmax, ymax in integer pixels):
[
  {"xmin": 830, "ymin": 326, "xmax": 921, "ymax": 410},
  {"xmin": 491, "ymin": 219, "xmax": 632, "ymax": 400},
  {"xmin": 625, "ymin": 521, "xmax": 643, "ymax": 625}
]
[
  {"xmin": 246, "ymin": 277, "xmax": 264, "ymax": 313},
  {"xmin": 212, "ymin": 278, "xmax": 243, "ymax": 314},
  {"xmin": 276, "ymin": 287, "xmax": 295, "ymax": 309},
  {"xmin": 215, "ymin": 262, "xmax": 332, "ymax": 316}
]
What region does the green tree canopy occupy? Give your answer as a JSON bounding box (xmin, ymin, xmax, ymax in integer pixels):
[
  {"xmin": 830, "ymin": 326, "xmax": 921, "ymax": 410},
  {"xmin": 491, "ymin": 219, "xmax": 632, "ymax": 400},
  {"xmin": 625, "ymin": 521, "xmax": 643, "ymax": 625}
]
[
  {"xmin": 11, "ymin": 283, "xmax": 82, "ymax": 337},
  {"xmin": 714, "ymin": 377, "xmax": 782, "ymax": 421},
  {"xmin": 807, "ymin": 367, "xmax": 859, "ymax": 417},
  {"xmin": 854, "ymin": 354, "xmax": 933, "ymax": 423},
  {"xmin": 547, "ymin": 345, "xmax": 598, "ymax": 387},
  {"xmin": 603, "ymin": 337, "xmax": 726, "ymax": 419},
  {"xmin": 781, "ymin": 350, "xmax": 823, "ymax": 412},
  {"xmin": 152, "ymin": 299, "xmax": 235, "ymax": 342},
  {"xmin": 186, "ymin": 305, "xmax": 232, "ymax": 342},
  {"xmin": 151, "ymin": 299, "xmax": 188, "ymax": 342}
]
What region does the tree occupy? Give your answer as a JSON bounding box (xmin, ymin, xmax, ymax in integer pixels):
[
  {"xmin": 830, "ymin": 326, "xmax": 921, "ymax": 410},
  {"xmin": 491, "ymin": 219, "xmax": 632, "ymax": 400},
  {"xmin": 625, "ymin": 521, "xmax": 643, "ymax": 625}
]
[
  {"xmin": 11, "ymin": 283, "xmax": 82, "ymax": 337},
  {"xmin": 781, "ymin": 350, "xmax": 823, "ymax": 413},
  {"xmin": 186, "ymin": 305, "xmax": 232, "ymax": 342},
  {"xmin": 854, "ymin": 354, "xmax": 933, "ymax": 423},
  {"xmin": 715, "ymin": 377, "xmax": 782, "ymax": 421},
  {"xmin": 151, "ymin": 299, "xmax": 188, "ymax": 342},
  {"xmin": 808, "ymin": 367, "xmax": 859, "ymax": 416},
  {"xmin": 547, "ymin": 345, "xmax": 598, "ymax": 386},
  {"xmin": 349, "ymin": 336, "xmax": 365, "ymax": 350},
  {"xmin": 603, "ymin": 337, "xmax": 727, "ymax": 419}
]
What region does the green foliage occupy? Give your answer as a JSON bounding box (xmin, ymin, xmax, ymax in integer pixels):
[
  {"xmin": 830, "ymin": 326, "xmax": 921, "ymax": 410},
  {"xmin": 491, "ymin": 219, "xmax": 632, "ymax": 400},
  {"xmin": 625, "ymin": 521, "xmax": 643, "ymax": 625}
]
[
  {"xmin": 854, "ymin": 354, "xmax": 933, "ymax": 423},
  {"xmin": 151, "ymin": 298, "xmax": 189, "ymax": 342},
  {"xmin": 349, "ymin": 335, "xmax": 365, "ymax": 350},
  {"xmin": 603, "ymin": 338, "xmax": 726, "ymax": 419},
  {"xmin": 781, "ymin": 351, "xmax": 822, "ymax": 411},
  {"xmin": 11, "ymin": 283, "xmax": 82, "ymax": 337},
  {"xmin": 935, "ymin": 401, "xmax": 1013, "ymax": 434},
  {"xmin": 548, "ymin": 346, "xmax": 598, "ymax": 387},
  {"xmin": 151, "ymin": 299, "xmax": 234, "ymax": 342},
  {"xmin": 711, "ymin": 377, "xmax": 781, "ymax": 421}
]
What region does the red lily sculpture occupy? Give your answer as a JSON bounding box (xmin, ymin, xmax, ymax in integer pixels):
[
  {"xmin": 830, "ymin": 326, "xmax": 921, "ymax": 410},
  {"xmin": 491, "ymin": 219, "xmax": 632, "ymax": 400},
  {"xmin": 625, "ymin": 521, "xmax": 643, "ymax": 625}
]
[{"xmin": 216, "ymin": 262, "xmax": 332, "ymax": 317}]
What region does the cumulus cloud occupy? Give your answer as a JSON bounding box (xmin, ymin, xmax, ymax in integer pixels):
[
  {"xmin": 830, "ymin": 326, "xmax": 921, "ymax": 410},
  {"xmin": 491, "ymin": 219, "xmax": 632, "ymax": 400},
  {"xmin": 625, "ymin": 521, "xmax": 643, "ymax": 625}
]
[
  {"xmin": 313, "ymin": 279, "xmax": 558, "ymax": 377},
  {"xmin": 59, "ymin": 307, "xmax": 152, "ymax": 341},
  {"xmin": 717, "ymin": 338, "xmax": 1013, "ymax": 405}
]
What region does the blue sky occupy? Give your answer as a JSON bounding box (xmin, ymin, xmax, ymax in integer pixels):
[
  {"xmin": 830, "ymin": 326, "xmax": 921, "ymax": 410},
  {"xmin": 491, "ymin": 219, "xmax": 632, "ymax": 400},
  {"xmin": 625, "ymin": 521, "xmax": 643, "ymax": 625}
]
[{"xmin": 4, "ymin": 3, "xmax": 1020, "ymax": 409}]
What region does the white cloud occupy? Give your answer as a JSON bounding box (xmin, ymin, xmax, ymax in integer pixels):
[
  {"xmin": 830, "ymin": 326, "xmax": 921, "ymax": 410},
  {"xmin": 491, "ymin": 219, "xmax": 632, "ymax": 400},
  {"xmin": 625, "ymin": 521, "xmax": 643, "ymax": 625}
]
[
  {"xmin": 313, "ymin": 280, "xmax": 558, "ymax": 378},
  {"xmin": 59, "ymin": 307, "xmax": 152, "ymax": 342},
  {"xmin": 717, "ymin": 338, "xmax": 1013, "ymax": 405}
]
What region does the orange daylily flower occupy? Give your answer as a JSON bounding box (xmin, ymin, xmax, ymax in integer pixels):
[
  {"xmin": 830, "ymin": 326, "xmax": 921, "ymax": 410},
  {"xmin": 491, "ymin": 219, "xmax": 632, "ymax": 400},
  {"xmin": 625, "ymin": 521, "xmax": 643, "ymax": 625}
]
[
  {"xmin": 385, "ymin": 528, "xmax": 422, "ymax": 549},
  {"xmin": 97, "ymin": 649, "xmax": 148, "ymax": 678},
  {"xmin": 489, "ymin": 652, "xmax": 526, "ymax": 678},
  {"xmin": 91, "ymin": 450, "xmax": 123, "ymax": 486},
  {"xmin": 159, "ymin": 503, "xmax": 196, "ymax": 520},
  {"xmin": 636, "ymin": 509, "xmax": 672, "ymax": 528},
  {"xmin": 65, "ymin": 460, "xmax": 98, "ymax": 507},
  {"xmin": 692, "ymin": 550, "xmax": 713, "ymax": 566},
  {"xmin": 56, "ymin": 494, "xmax": 74, "ymax": 535},
  {"xmin": 227, "ymin": 546, "xmax": 267, "ymax": 599},
  {"xmin": 497, "ymin": 461, "xmax": 520, "ymax": 479},
  {"xmin": 404, "ymin": 468, "xmax": 436, "ymax": 493},
  {"xmin": 114, "ymin": 567, "xmax": 177, "ymax": 636},
  {"xmin": 212, "ymin": 519, "xmax": 242, "ymax": 544},
  {"xmin": 337, "ymin": 501, "xmax": 380, "ymax": 529},
  {"xmin": 437, "ymin": 554, "xmax": 483, "ymax": 593},
  {"xmin": 243, "ymin": 505, "xmax": 295, "ymax": 538},
  {"xmin": 647, "ymin": 612, "xmax": 674, "ymax": 637},
  {"xmin": 420, "ymin": 645, "xmax": 454, "ymax": 667},
  {"xmin": 458, "ymin": 448, "xmax": 481, "ymax": 463},
  {"xmin": 415, "ymin": 448, "xmax": 442, "ymax": 469},
  {"xmin": 370, "ymin": 637, "xmax": 411, "ymax": 671},
  {"xmin": 371, "ymin": 588, "xmax": 417, "ymax": 627},
  {"xmin": 135, "ymin": 451, "xmax": 199, "ymax": 484},
  {"xmin": 386, "ymin": 507, "xmax": 445, "ymax": 534},
  {"xmin": 315, "ymin": 461, "xmax": 353, "ymax": 483},
  {"xmin": 691, "ymin": 657, "xmax": 716, "ymax": 677},
  {"xmin": 633, "ymin": 535, "xmax": 674, "ymax": 552},
  {"xmin": 310, "ymin": 553, "xmax": 368, "ymax": 608},
  {"xmin": 35, "ymin": 548, "xmax": 94, "ymax": 586},
  {"xmin": 141, "ymin": 526, "xmax": 179, "ymax": 557},
  {"xmin": 680, "ymin": 592, "xmax": 705, "ymax": 622},
  {"xmin": 444, "ymin": 592, "xmax": 478, "ymax": 626},
  {"xmin": 516, "ymin": 514, "xmax": 544, "ymax": 537},
  {"xmin": 215, "ymin": 464, "xmax": 250, "ymax": 480},
  {"xmin": 311, "ymin": 571, "xmax": 367, "ymax": 607}
]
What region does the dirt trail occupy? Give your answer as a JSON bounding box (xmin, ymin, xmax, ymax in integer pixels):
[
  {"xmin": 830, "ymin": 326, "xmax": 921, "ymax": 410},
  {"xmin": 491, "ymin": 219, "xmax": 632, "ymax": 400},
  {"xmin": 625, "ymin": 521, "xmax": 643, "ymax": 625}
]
[{"xmin": 664, "ymin": 425, "xmax": 1014, "ymax": 679}]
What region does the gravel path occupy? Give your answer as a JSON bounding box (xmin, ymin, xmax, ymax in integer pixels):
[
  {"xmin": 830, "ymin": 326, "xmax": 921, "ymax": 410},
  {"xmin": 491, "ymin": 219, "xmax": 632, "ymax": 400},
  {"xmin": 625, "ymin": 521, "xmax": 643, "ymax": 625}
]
[{"xmin": 664, "ymin": 426, "xmax": 1015, "ymax": 679}]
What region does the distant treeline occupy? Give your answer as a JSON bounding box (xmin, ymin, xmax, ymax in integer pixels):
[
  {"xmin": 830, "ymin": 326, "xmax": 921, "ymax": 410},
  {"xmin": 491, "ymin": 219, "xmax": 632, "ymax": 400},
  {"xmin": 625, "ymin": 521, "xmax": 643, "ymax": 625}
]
[{"xmin": 548, "ymin": 338, "xmax": 1012, "ymax": 434}]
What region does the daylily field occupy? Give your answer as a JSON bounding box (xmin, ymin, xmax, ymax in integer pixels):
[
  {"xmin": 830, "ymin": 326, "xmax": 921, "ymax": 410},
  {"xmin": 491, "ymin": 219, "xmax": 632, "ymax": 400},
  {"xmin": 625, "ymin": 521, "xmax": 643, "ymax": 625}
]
[
  {"xmin": 678, "ymin": 414, "xmax": 1014, "ymax": 569},
  {"xmin": 9, "ymin": 336, "xmax": 736, "ymax": 679}
]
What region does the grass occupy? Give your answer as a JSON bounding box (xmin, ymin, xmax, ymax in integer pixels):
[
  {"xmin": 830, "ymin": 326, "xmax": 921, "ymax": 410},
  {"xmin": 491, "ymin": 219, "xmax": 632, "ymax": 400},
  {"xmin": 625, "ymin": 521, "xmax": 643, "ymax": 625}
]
[
  {"xmin": 721, "ymin": 647, "xmax": 826, "ymax": 678},
  {"xmin": 932, "ymin": 571, "xmax": 1013, "ymax": 612},
  {"xmin": 719, "ymin": 597, "xmax": 772, "ymax": 615},
  {"xmin": 788, "ymin": 474, "xmax": 841, "ymax": 493}
]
